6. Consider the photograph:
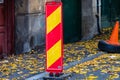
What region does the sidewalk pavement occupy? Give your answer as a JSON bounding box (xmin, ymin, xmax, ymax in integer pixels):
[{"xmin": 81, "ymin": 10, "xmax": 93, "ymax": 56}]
[
  {"xmin": 1, "ymin": 28, "xmax": 120, "ymax": 80},
  {"xmin": 65, "ymin": 53, "xmax": 120, "ymax": 80}
]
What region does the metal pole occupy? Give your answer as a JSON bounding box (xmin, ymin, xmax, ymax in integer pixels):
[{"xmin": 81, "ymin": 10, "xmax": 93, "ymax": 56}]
[
  {"xmin": 46, "ymin": 0, "xmax": 61, "ymax": 2},
  {"xmin": 96, "ymin": 0, "xmax": 102, "ymax": 34},
  {"xmin": 56, "ymin": 0, "xmax": 61, "ymax": 2},
  {"xmin": 109, "ymin": 0, "xmax": 112, "ymax": 26}
]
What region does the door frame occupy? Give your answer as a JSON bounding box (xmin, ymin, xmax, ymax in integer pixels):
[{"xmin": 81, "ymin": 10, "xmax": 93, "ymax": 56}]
[{"xmin": 5, "ymin": 0, "xmax": 14, "ymax": 55}]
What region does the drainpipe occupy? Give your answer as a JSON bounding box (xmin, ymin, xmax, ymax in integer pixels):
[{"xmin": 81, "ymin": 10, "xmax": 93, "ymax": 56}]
[
  {"xmin": 109, "ymin": 0, "xmax": 112, "ymax": 26},
  {"xmin": 96, "ymin": 0, "xmax": 102, "ymax": 34}
]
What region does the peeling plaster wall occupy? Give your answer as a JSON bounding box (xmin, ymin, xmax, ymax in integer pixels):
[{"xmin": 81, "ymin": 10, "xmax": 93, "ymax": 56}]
[
  {"xmin": 15, "ymin": 0, "xmax": 100, "ymax": 53},
  {"xmin": 81, "ymin": 0, "xmax": 101, "ymax": 40},
  {"xmin": 15, "ymin": 0, "xmax": 46, "ymax": 54}
]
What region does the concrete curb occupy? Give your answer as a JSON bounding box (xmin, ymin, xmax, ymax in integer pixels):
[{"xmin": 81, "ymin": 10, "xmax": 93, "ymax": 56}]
[
  {"xmin": 25, "ymin": 72, "xmax": 48, "ymax": 80},
  {"xmin": 25, "ymin": 52, "xmax": 104, "ymax": 80},
  {"xmin": 64, "ymin": 52, "xmax": 104, "ymax": 70}
]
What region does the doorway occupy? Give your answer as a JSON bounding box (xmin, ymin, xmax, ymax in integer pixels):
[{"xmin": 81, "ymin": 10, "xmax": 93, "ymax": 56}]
[
  {"xmin": 62, "ymin": 0, "xmax": 81, "ymax": 43},
  {"xmin": 0, "ymin": 0, "xmax": 14, "ymax": 56}
]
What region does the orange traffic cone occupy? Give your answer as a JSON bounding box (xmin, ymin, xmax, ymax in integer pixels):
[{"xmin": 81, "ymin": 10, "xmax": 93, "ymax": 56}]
[{"xmin": 107, "ymin": 21, "xmax": 119, "ymax": 45}]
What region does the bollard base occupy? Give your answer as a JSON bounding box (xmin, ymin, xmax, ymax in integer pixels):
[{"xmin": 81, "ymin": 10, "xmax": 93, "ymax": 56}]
[{"xmin": 43, "ymin": 73, "xmax": 72, "ymax": 80}]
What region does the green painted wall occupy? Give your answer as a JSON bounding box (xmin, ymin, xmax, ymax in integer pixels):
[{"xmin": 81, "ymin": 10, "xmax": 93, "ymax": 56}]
[
  {"xmin": 62, "ymin": 0, "xmax": 81, "ymax": 43},
  {"xmin": 101, "ymin": 0, "xmax": 120, "ymax": 27}
]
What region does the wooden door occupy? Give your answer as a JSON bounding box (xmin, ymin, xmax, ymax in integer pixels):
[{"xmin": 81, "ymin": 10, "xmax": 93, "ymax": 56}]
[
  {"xmin": 0, "ymin": 0, "xmax": 14, "ymax": 57},
  {"xmin": 0, "ymin": 0, "xmax": 6, "ymax": 56}
]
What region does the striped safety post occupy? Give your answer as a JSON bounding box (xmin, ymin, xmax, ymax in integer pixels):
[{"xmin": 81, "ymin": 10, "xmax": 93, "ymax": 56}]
[{"xmin": 45, "ymin": 1, "xmax": 63, "ymax": 74}]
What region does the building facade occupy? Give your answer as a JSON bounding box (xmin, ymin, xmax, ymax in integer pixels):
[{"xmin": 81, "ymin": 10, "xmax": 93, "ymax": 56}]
[{"xmin": 0, "ymin": 0, "xmax": 101, "ymax": 56}]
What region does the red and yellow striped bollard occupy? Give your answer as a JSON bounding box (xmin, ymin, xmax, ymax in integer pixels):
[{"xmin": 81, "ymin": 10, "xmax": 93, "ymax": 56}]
[{"xmin": 45, "ymin": 1, "xmax": 63, "ymax": 73}]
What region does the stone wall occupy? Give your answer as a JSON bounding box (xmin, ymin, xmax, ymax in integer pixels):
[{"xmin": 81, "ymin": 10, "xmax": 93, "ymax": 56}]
[
  {"xmin": 15, "ymin": 0, "xmax": 46, "ymax": 54},
  {"xmin": 81, "ymin": 0, "xmax": 101, "ymax": 40},
  {"xmin": 15, "ymin": 0, "xmax": 101, "ymax": 53}
]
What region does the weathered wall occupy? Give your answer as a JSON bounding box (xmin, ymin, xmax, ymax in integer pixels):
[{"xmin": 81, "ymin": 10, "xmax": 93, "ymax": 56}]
[
  {"xmin": 15, "ymin": 0, "xmax": 101, "ymax": 53},
  {"xmin": 81, "ymin": 0, "xmax": 101, "ymax": 40},
  {"xmin": 15, "ymin": 0, "xmax": 46, "ymax": 54}
]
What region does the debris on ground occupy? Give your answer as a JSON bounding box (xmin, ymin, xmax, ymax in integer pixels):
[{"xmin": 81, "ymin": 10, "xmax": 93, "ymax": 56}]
[{"xmin": 1, "ymin": 27, "xmax": 120, "ymax": 80}]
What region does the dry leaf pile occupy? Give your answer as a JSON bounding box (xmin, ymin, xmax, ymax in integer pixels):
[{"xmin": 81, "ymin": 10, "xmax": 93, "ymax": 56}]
[
  {"xmin": 65, "ymin": 54, "xmax": 120, "ymax": 79},
  {"xmin": 64, "ymin": 27, "xmax": 112, "ymax": 64},
  {"xmin": 0, "ymin": 53, "xmax": 45, "ymax": 80},
  {"xmin": 0, "ymin": 27, "xmax": 119, "ymax": 80}
]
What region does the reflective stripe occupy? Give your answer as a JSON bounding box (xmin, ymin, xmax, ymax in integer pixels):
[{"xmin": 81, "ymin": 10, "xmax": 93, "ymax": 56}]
[
  {"xmin": 47, "ymin": 40, "xmax": 61, "ymax": 68},
  {"xmin": 47, "ymin": 6, "xmax": 61, "ymax": 34}
]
